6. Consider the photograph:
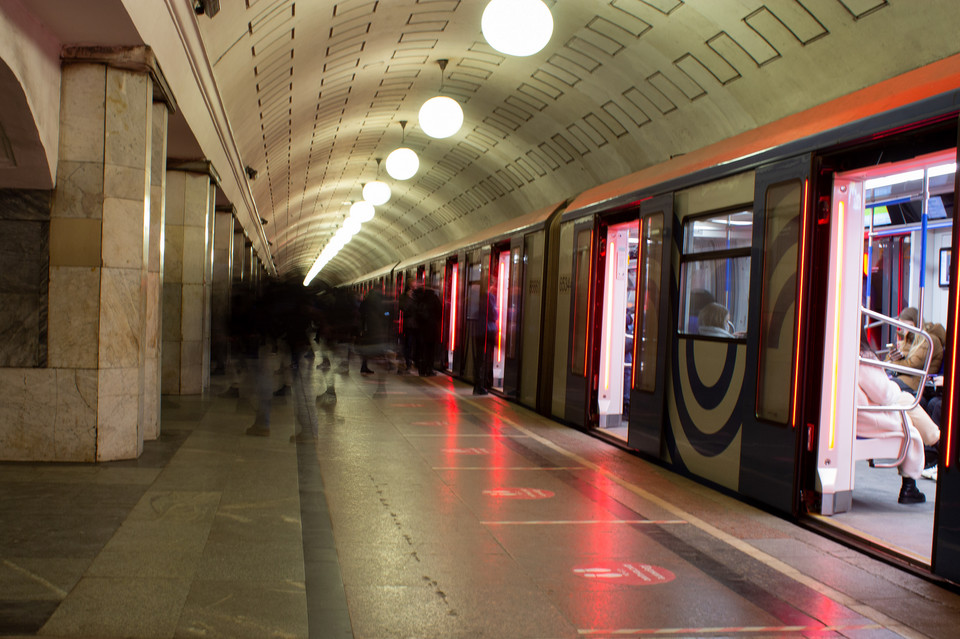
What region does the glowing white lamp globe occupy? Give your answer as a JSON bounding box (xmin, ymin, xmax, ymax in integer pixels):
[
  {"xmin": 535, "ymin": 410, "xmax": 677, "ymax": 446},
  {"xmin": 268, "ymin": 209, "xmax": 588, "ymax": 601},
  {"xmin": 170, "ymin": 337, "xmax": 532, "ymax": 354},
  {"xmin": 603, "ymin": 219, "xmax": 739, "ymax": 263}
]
[
  {"xmin": 419, "ymin": 96, "xmax": 464, "ymax": 139},
  {"xmin": 385, "ymin": 147, "xmax": 419, "ymax": 180},
  {"xmin": 334, "ymin": 227, "xmax": 353, "ymax": 244},
  {"xmin": 362, "ymin": 180, "xmax": 391, "ymax": 205},
  {"xmin": 343, "ymin": 216, "xmax": 362, "ymax": 236},
  {"xmin": 482, "ymin": 0, "xmax": 553, "ymax": 57},
  {"xmin": 349, "ymin": 200, "xmax": 375, "ymax": 223}
]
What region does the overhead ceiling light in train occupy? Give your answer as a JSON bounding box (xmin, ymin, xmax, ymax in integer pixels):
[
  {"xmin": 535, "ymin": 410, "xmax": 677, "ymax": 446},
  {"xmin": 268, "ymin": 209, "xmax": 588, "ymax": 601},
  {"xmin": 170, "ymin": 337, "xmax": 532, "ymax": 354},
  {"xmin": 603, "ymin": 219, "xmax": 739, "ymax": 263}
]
[
  {"xmin": 386, "ymin": 120, "xmax": 419, "ymax": 181},
  {"xmin": 419, "ymin": 60, "xmax": 463, "ymax": 139},
  {"xmin": 349, "ymin": 200, "xmax": 375, "ymax": 223},
  {"xmin": 929, "ymin": 162, "xmax": 957, "ymax": 178},
  {"xmin": 864, "ymin": 169, "xmax": 925, "ymax": 191},
  {"xmin": 482, "ymin": 0, "xmax": 553, "ymax": 57}
]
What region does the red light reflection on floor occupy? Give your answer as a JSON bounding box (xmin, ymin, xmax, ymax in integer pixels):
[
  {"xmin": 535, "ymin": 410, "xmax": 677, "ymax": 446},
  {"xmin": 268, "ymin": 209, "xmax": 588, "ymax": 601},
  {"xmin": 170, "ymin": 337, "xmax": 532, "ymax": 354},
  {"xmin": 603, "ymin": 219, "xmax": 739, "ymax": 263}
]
[
  {"xmin": 442, "ymin": 447, "xmax": 490, "ymax": 455},
  {"xmin": 573, "ymin": 561, "xmax": 676, "ymax": 586},
  {"xmin": 482, "ymin": 488, "xmax": 555, "ymax": 499}
]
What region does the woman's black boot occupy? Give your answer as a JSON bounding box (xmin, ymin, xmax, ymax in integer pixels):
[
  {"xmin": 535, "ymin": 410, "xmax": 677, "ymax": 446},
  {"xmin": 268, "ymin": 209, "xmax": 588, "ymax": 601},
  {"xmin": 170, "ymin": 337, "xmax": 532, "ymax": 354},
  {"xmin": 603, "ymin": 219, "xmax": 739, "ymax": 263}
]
[{"xmin": 898, "ymin": 477, "xmax": 926, "ymax": 504}]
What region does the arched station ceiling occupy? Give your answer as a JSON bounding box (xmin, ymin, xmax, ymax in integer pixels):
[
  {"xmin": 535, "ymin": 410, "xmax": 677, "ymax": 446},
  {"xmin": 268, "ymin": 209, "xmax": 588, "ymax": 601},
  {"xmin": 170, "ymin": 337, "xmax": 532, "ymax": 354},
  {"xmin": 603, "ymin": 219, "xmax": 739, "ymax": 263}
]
[
  {"xmin": 196, "ymin": 0, "xmax": 959, "ymax": 285},
  {"xmin": 5, "ymin": 0, "xmax": 960, "ymax": 285}
]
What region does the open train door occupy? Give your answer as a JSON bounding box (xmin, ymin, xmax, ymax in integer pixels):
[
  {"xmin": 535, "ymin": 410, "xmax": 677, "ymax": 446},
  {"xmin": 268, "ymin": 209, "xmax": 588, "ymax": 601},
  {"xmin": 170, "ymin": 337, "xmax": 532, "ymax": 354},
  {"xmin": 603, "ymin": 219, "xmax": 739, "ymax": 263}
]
[
  {"xmin": 500, "ymin": 237, "xmax": 524, "ymax": 398},
  {"xmin": 739, "ymin": 155, "xmax": 811, "ymax": 514},
  {"xmin": 628, "ymin": 194, "xmax": 673, "ymax": 455},
  {"xmin": 564, "ymin": 217, "xmax": 596, "ymax": 427}
]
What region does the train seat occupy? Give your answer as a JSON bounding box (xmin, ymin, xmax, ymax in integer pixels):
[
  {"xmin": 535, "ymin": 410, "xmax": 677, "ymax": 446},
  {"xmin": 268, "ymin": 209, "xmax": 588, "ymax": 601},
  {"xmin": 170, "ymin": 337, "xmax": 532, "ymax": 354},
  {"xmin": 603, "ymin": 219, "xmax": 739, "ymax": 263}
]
[{"xmin": 853, "ymin": 410, "xmax": 912, "ymax": 469}]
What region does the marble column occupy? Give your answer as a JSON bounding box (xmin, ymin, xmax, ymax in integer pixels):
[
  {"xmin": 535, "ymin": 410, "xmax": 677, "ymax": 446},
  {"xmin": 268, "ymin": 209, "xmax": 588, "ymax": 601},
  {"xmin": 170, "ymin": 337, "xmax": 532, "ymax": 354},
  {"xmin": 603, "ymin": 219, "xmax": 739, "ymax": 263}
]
[
  {"xmin": 211, "ymin": 206, "xmax": 234, "ymax": 375},
  {"xmin": 49, "ymin": 63, "xmax": 150, "ymax": 461},
  {"xmin": 162, "ymin": 166, "xmax": 214, "ymax": 395},
  {"xmin": 0, "ymin": 48, "xmax": 173, "ymax": 462},
  {"xmin": 201, "ymin": 182, "xmax": 215, "ymax": 390},
  {"xmin": 244, "ymin": 242, "xmax": 256, "ymax": 287},
  {"xmin": 144, "ymin": 103, "xmax": 168, "ymax": 440},
  {"xmin": 233, "ymin": 224, "xmax": 246, "ymax": 285}
]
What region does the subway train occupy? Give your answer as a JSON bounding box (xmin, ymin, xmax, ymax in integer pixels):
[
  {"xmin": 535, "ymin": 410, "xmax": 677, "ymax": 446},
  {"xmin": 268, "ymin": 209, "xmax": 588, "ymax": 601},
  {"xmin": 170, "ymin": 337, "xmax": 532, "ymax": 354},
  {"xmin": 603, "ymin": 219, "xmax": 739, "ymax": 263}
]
[{"xmin": 343, "ymin": 62, "xmax": 960, "ymax": 583}]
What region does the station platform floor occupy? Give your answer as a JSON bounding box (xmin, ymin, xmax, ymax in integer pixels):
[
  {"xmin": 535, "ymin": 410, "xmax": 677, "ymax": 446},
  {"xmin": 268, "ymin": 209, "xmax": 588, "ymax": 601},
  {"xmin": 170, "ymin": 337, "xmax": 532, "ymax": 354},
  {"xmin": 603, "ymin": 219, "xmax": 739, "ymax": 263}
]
[{"xmin": 2, "ymin": 356, "xmax": 960, "ymax": 638}]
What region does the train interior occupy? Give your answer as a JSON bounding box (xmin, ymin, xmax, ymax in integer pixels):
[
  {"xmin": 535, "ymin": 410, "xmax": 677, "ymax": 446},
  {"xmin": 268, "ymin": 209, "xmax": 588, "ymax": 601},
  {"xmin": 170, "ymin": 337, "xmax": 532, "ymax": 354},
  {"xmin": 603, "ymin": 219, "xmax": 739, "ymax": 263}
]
[
  {"xmin": 596, "ymin": 220, "xmax": 640, "ymax": 441},
  {"xmin": 814, "ymin": 148, "xmax": 956, "ymax": 564},
  {"xmin": 492, "ymin": 250, "xmax": 511, "ymax": 392},
  {"xmin": 445, "ymin": 261, "xmax": 459, "ymax": 372}
]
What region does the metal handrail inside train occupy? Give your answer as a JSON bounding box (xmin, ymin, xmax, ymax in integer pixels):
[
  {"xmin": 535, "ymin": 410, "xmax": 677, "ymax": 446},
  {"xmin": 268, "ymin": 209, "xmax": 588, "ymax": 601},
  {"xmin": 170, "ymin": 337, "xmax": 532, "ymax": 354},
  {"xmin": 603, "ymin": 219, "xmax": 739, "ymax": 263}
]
[{"xmin": 856, "ymin": 307, "xmax": 934, "ymax": 468}]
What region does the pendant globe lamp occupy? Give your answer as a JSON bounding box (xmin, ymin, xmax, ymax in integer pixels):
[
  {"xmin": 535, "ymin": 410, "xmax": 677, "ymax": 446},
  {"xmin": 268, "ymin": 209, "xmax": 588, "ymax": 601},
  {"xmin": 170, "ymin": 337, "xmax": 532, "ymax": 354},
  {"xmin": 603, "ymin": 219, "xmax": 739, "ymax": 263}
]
[
  {"xmin": 343, "ymin": 215, "xmax": 362, "ymax": 236},
  {"xmin": 386, "ymin": 121, "xmax": 419, "ymax": 181},
  {"xmin": 418, "ymin": 59, "xmax": 463, "ymax": 139},
  {"xmin": 482, "ymin": 0, "xmax": 553, "ymax": 57},
  {"xmin": 362, "ymin": 158, "xmax": 391, "ymax": 205},
  {"xmin": 349, "ymin": 200, "xmax": 375, "ymax": 223}
]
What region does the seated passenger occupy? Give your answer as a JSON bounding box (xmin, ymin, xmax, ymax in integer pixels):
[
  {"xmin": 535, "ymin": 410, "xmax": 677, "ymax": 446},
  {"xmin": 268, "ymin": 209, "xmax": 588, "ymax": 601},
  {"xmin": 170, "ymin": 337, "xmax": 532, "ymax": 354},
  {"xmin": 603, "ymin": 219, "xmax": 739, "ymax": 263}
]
[
  {"xmin": 698, "ymin": 303, "xmax": 734, "ymax": 338},
  {"xmin": 885, "ymin": 307, "xmax": 945, "ymax": 391},
  {"xmin": 687, "ymin": 290, "xmax": 715, "ymax": 334},
  {"xmin": 858, "ymin": 337, "xmax": 927, "ymax": 504}
]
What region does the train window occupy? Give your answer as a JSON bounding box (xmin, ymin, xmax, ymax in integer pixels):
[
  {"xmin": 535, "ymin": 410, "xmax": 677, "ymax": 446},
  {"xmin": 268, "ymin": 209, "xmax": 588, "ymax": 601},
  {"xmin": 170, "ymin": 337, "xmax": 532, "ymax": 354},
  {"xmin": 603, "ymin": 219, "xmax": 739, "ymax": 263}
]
[
  {"xmin": 684, "ymin": 211, "xmax": 752, "ymax": 253},
  {"xmin": 757, "ymin": 180, "xmax": 803, "ymax": 424},
  {"xmin": 571, "ymin": 228, "xmax": 592, "ymax": 376},
  {"xmin": 679, "ymin": 210, "xmax": 752, "ymax": 338}
]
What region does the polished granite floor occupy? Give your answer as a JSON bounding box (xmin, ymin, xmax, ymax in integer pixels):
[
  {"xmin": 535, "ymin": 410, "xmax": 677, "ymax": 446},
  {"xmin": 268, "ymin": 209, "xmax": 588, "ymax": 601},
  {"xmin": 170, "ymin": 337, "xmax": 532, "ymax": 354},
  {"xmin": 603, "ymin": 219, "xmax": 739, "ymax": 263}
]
[{"xmin": 2, "ymin": 351, "xmax": 960, "ymax": 638}]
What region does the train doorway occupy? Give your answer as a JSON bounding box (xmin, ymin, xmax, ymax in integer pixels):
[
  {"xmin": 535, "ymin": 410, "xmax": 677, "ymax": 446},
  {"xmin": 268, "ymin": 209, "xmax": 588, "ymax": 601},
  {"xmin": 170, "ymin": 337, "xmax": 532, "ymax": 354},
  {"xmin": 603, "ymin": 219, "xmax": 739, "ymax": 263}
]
[
  {"xmin": 595, "ymin": 219, "xmax": 640, "ymax": 441},
  {"xmin": 813, "ymin": 148, "xmax": 955, "ymax": 564},
  {"xmin": 490, "ymin": 246, "xmax": 514, "ymax": 394},
  {"xmin": 444, "ymin": 259, "xmax": 460, "ymax": 373}
]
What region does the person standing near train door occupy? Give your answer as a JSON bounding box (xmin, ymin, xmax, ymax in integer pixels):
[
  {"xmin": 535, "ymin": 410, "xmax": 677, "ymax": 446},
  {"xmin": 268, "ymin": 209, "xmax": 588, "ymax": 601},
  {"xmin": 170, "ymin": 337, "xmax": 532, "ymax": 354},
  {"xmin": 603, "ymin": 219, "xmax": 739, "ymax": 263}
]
[
  {"xmin": 416, "ymin": 285, "xmax": 441, "ymax": 376},
  {"xmin": 472, "ymin": 284, "xmax": 497, "ymax": 395},
  {"xmin": 398, "ymin": 282, "xmax": 418, "ymax": 374}
]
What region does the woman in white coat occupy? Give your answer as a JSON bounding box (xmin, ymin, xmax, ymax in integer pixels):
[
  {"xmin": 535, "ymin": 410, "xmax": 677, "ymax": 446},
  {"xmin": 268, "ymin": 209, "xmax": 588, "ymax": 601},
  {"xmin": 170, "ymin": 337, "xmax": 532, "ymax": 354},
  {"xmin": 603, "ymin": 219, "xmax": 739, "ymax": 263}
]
[{"xmin": 857, "ymin": 337, "xmax": 928, "ymax": 504}]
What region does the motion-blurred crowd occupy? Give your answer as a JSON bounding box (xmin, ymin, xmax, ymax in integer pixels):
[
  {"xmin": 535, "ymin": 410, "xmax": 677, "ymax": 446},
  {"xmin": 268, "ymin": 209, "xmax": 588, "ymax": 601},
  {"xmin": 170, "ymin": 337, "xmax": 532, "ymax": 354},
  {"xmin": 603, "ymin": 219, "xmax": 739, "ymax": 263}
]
[{"xmin": 222, "ymin": 276, "xmax": 443, "ymax": 441}]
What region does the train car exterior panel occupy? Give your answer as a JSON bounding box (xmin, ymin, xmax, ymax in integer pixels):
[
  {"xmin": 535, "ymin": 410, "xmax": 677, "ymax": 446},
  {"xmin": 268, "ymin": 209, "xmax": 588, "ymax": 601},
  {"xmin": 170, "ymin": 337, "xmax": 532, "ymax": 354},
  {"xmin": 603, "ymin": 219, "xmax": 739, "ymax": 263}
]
[
  {"xmin": 519, "ymin": 230, "xmax": 546, "ymax": 408},
  {"xmin": 627, "ymin": 193, "xmax": 673, "ymax": 455},
  {"xmin": 936, "ymin": 124, "xmax": 960, "ymax": 583},
  {"xmin": 345, "ymin": 80, "xmax": 960, "ymax": 584},
  {"xmin": 739, "ymin": 156, "xmax": 811, "ymax": 513},
  {"xmin": 551, "ymin": 221, "xmax": 574, "ymax": 419}
]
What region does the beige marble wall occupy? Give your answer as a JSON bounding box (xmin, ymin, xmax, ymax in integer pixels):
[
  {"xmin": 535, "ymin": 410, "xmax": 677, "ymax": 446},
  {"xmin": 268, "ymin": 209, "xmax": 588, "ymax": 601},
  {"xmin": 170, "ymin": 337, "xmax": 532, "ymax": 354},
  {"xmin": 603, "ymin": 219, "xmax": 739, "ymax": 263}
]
[
  {"xmin": 163, "ymin": 170, "xmax": 213, "ymax": 395},
  {"xmin": 0, "ymin": 62, "xmax": 156, "ymax": 462},
  {"xmin": 0, "ymin": 368, "xmax": 97, "ymax": 461}
]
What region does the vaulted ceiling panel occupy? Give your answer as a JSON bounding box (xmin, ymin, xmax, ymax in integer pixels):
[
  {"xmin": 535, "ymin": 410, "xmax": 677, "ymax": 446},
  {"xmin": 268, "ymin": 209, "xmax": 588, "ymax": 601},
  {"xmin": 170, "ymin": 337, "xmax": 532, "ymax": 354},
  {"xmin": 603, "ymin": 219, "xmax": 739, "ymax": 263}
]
[{"xmin": 180, "ymin": 0, "xmax": 960, "ymax": 284}]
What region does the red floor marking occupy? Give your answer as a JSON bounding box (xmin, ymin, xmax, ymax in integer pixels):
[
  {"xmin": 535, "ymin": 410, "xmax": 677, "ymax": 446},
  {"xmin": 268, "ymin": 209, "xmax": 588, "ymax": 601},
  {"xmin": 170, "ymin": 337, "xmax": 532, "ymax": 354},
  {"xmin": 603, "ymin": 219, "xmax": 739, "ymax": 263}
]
[
  {"xmin": 578, "ymin": 623, "xmax": 882, "ymax": 635},
  {"xmin": 442, "ymin": 447, "xmax": 490, "ymax": 455},
  {"xmin": 572, "ymin": 561, "xmax": 675, "ymax": 586},
  {"xmin": 482, "ymin": 519, "xmax": 686, "ymax": 526},
  {"xmin": 482, "ymin": 488, "xmax": 555, "ymax": 499}
]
